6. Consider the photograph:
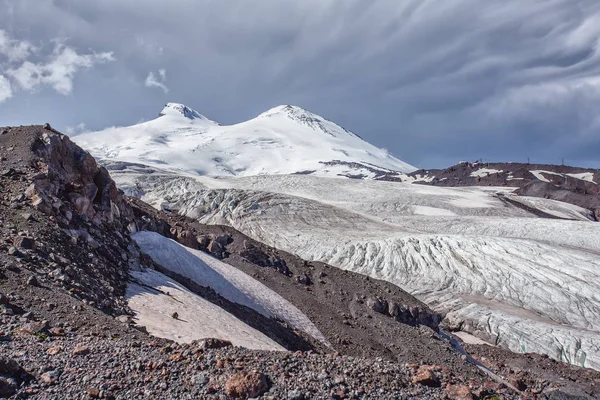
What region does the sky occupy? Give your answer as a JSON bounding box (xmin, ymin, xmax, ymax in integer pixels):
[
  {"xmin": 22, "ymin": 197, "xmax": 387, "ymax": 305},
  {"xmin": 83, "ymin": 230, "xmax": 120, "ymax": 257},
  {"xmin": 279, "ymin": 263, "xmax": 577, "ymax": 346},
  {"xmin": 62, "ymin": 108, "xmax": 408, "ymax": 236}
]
[{"xmin": 1, "ymin": 0, "xmax": 600, "ymax": 169}]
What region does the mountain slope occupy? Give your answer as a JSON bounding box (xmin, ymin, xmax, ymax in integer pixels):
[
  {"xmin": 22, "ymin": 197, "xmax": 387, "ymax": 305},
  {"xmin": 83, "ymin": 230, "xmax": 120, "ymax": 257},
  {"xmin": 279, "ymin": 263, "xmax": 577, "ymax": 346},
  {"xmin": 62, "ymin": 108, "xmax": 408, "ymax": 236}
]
[
  {"xmin": 75, "ymin": 103, "xmax": 415, "ymax": 179},
  {"xmin": 393, "ymin": 161, "xmax": 600, "ymax": 219}
]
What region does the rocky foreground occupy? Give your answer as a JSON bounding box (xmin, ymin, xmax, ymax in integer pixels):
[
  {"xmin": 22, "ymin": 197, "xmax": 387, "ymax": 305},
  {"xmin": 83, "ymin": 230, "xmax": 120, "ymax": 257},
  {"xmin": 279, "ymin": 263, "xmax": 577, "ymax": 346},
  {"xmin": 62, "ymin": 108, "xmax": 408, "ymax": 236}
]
[{"xmin": 1, "ymin": 125, "xmax": 600, "ymax": 399}]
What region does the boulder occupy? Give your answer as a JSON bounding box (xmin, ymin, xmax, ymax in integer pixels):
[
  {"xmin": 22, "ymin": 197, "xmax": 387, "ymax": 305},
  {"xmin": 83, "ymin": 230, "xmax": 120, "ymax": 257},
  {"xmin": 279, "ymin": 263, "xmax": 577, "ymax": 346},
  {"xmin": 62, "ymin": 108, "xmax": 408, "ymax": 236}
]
[
  {"xmin": 0, "ymin": 357, "xmax": 25, "ymax": 397},
  {"xmin": 412, "ymin": 365, "xmax": 441, "ymax": 387},
  {"xmin": 446, "ymin": 385, "xmax": 473, "ymax": 400},
  {"xmin": 225, "ymin": 372, "xmax": 270, "ymax": 399},
  {"xmin": 295, "ymin": 274, "xmax": 312, "ymax": 285},
  {"xmin": 196, "ymin": 235, "xmax": 211, "ymax": 250},
  {"xmin": 207, "ymin": 240, "xmax": 223, "ymax": 258},
  {"xmin": 197, "ymin": 338, "xmax": 233, "ymax": 350},
  {"xmin": 214, "ymin": 234, "xmax": 231, "ymax": 247},
  {"xmin": 14, "ymin": 237, "xmax": 35, "ymax": 250},
  {"xmin": 73, "ymin": 344, "xmax": 90, "ymax": 356},
  {"xmin": 177, "ymin": 230, "xmax": 198, "ymax": 249},
  {"xmin": 367, "ymin": 297, "xmax": 387, "ymax": 314}
]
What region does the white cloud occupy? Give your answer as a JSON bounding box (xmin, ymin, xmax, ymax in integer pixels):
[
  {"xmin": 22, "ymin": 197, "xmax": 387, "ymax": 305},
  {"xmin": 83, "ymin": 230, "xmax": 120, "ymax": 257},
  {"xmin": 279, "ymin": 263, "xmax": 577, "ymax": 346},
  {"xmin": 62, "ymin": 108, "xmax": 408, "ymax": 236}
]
[
  {"xmin": 145, "ymin": 69, "xmax": 168, "ymax": 93},
  {"xmin": 0, "ymin": 75, "xmax": 12, "ymax": 103},
  {"xmin": 65, "ymin": 122, "xmax": 88, "ymax": 136},
  {"xmin": 7, "ymin": 45, "xmax": 114, "ymax": 95},
  {"xmin": 0, "ymin": 30, "xmax": 35, "ymax": 62}
]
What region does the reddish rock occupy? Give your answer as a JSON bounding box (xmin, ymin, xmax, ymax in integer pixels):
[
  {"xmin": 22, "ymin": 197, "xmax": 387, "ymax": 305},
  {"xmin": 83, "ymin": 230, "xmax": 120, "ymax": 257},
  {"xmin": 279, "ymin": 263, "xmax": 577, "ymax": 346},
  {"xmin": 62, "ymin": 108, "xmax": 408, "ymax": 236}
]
[
  {"xmin": 73, "ymin": 344, "xmax": 90, "ymax": 356},
  {"xmin": 86, "ymin": 387, "xmax": 100, "ymax": 398},
  {"xmin": 46, "ymin": 346, "xmax": 62, "ymax": 355},
  {"xmin": 446, "ymin": 384, "xmax": 473, "ymax": 400},
  {"xmin": 48, "ymin": 327, "xmax": 65, "ymax": 336},
  {"xmin": 412, "ymin": 365, "xmax": 441, "ymax": 387},
  {"xmin": 40, "ymin": 371, "xmax": 58, "ymax": 384},
  {"xmin": 225, "ymin": 372, "xmax": 270, "ymax": 399}
]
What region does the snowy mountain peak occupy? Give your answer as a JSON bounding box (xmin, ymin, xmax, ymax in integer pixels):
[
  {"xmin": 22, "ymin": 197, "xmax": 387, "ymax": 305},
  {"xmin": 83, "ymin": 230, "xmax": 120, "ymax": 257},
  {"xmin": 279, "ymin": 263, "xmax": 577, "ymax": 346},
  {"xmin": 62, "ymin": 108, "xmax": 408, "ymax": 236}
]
[
  {"xmin": 75, "ymin": 102, "xmax": 416, "ymax": 179},
  {"xmin": 258, "ymin": 104, "xmax": 310, "ymax": 118},
  {"xmin": 257, "ymin": 104, "xmax": 357, "ymax": 138},
  {"xmin": 159, "ymin": 103, "xmax": 217, "ymax": 124}
]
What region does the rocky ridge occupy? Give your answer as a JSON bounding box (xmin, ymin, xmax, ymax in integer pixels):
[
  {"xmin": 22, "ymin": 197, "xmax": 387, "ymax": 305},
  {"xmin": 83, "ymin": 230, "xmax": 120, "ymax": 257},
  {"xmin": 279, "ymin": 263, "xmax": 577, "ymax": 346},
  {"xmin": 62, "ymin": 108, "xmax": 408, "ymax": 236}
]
[{"xmin": 392, "ymin": 161, "xmax": 600, "ymax": 220}]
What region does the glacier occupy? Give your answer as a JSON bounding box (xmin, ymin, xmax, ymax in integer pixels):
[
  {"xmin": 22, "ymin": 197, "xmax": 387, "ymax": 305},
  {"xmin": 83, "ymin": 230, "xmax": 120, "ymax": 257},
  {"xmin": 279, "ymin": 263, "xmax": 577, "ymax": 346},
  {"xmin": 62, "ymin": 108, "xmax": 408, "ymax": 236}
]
[{"xmin": 120, "ymin": 173, "xmax": 600, "ymax": 370}]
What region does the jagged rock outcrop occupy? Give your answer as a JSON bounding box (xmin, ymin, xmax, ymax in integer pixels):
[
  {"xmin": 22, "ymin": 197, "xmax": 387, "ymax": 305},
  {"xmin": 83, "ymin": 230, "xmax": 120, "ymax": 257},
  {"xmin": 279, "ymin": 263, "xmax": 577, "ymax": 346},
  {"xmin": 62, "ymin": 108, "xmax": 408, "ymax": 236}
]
[{"xmin": 26, "ymin": 127, "xmax": 133, "ymax": 226}]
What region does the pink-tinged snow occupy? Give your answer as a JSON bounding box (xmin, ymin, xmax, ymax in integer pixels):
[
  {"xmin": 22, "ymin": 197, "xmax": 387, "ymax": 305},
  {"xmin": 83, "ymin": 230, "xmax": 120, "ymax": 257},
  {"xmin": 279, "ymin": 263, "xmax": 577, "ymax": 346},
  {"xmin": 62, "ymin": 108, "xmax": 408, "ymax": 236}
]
[
  {"xmin": 131, "ymin": 231, "xmax": 329, "ymax": 346},
  {"xmin": 74, "ymin": 103, "xmax": 415, "ymax": 179},
  {"xmin": 126, "ymin": 269, "xmax": 285, "ymax": 350}
]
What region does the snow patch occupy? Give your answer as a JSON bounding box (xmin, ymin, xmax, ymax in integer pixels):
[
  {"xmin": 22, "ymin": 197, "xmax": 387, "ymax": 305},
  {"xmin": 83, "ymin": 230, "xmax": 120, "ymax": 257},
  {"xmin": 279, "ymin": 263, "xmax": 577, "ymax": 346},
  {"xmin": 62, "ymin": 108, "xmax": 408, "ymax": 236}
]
[
  {"xmin": 470, "ymin": 168, "xmax": 503, "ymax": 178},
  {"xmin": 566, "ymin": 172, "xmax": 596, "ymax": 184},
  {"xmin": 530, "ymin": 170, "xmax": 596, "ymax": 185},
  {"xmin": 132, "ymin": 231, "xmax": 330, "ymax": 346},
  {"xmin": 126, "ymin": 269, "xmax": 285, "ymax": 350}
]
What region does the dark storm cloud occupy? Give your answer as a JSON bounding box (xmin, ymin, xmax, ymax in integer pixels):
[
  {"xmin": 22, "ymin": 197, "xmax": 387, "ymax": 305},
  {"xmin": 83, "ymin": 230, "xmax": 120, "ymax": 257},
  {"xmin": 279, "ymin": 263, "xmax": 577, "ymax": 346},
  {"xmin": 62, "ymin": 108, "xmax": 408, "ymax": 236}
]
[{"xmin": 1, "ymin": 0, "xmax": 599, "ymax": 168}]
